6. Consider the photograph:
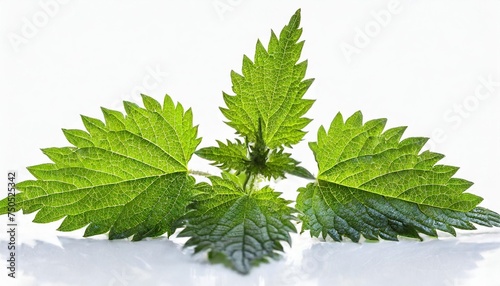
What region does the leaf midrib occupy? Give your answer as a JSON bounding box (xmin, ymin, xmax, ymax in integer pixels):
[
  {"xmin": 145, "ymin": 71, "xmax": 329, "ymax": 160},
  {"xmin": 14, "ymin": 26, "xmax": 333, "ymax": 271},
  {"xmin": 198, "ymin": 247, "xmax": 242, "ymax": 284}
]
[
  {"xmin": 265, "ymin": 20, "xmax": 299, "ymax": 146},
  {"xmin": 19, "ymin": 172, "xmax": 186, "ymax": 209}
]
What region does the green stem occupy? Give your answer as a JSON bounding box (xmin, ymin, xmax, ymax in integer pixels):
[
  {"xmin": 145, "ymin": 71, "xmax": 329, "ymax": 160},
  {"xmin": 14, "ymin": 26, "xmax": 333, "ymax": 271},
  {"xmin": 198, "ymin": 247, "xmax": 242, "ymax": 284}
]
[
  {"xmin": 243, "ymin": 172, "xmax": 257, "ymax": 193},
  {"xmin": 189, "ymin": 170, "xmax": 213, "ymax": 177},
  {"xmin": 243, "ymin": 172, "xmax": 251, "ymax": 191}
]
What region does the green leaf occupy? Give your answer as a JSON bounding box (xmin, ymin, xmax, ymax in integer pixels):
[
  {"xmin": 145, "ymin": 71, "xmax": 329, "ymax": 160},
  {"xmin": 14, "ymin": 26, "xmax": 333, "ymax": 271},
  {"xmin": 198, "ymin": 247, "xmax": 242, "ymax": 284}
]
[
  {"xmin": 179, "ymin": 173, "xmax": 296, "ymax": 274},
  {"xmin": 196, "ymin": 139, "xmax": 314, "ymax": 180},
  {"xmin": 297, "ymin": 111, "xmax": 500, "ymax": 241},
  {"xmin": 220, "ymin": 9, "xmax": 314, "ymax": 148},
  {"xmin": 195, "ymin": 139, "xmax": 248, "ymax": 174},
  {"xmin": 198, "ymin": 10, "xmax": 315, "ymax": 182},
  {"xmin": 265, "ymin": 149, "xmax": 314, "ymax": 179},
  {"xmin": 0, "ymin": 94, "xmax": 201, "ymax": 241},
  {"xmin": 297, "ymin": 182, "xmax": 500, "ymax": 242},
  {"xmin": 312, "ymin": 111, "xmax": 482, "ymax": 211}
]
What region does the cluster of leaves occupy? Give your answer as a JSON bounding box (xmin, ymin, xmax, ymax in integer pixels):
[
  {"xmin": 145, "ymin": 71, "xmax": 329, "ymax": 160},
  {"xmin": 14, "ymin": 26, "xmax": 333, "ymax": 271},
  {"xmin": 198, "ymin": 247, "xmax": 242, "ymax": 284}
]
[{"xmin": 1, "ymin": 9, "xmax": 499, "ymax": 274}]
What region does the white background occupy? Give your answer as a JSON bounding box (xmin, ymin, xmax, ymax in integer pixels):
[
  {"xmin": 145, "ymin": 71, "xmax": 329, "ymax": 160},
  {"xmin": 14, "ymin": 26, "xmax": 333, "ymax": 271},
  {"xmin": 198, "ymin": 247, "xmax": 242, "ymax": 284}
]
[{"xmin": 1, "ymin": 0, "xmax": 500, "ymax": 285}]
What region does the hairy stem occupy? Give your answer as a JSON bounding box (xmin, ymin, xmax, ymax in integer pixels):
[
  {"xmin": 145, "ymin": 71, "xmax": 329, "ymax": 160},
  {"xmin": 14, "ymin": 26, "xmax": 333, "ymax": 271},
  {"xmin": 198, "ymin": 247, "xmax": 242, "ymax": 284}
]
[{"xmin": 189, "ymin": 170, "xmax": 213, "ymax": 177}]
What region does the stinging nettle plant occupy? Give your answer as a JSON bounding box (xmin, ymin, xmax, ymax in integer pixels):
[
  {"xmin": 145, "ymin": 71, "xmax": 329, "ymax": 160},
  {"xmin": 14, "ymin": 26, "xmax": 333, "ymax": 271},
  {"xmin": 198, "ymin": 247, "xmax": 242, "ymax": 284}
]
[{"xmin": 2, "ymin": 9, "xmax": 500, "ymax": 274}]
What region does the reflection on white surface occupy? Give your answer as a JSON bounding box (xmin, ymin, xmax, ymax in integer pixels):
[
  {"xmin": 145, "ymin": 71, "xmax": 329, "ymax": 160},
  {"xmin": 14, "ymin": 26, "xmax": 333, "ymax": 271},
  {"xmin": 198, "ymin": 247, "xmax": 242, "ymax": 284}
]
[
  {"xmin": 1, "ymin": 231, "xmax": 500, "ymax": 286},
  {"xmin": 281, "ymin": 232, "xmax": 500, "ymax": 286}
]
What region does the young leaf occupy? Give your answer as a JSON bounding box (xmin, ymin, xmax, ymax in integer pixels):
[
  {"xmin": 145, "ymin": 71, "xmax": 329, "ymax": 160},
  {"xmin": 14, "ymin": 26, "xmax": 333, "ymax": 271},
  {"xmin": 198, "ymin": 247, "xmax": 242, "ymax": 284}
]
[
  {"xmin": 179, "ymin": 173, "xmax": 296, "ymax": 274},
  {"xmin": 297, "ymin": 111, "xmax": 500, "ymax": 241},
  {"xmin": 265, "ymin": 149, "xmax": 314, "ymax": 179},
  {"xmin": 0, "ymin": 94, "xmax": 201, "ymax": 241},
  {"xmin": 220, "ymin": 9, "xmax": 315, "ymax": 148},
  {"xmin": 195, "ymin": 139, "xmax": 249, "ymax": 174},
  {"xmin": 199, "ymin": 10, "xmax": 315, "ymax": 180},
  {"xmin": 196, "ymin": 140, "xmax": 314, "ymax": 179}
]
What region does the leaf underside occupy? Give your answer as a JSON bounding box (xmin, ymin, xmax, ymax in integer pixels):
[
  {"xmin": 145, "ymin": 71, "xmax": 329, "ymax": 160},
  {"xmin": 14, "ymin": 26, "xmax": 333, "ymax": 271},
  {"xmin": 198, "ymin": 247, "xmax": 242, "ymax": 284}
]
[
  {"xmin": 179, "ymin": 174, "xmax": 296, "ymax": 274},
  {"xmin": 298, "ymin": 182, "xmax": 500, "ymax": 242},
  {"xmin": 0, "ymin": 94, "xmax": 201, "ymax": 241},
  {"xmin": 297, "ymin": 111, "xmax": 500, "ymax": 241}
]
